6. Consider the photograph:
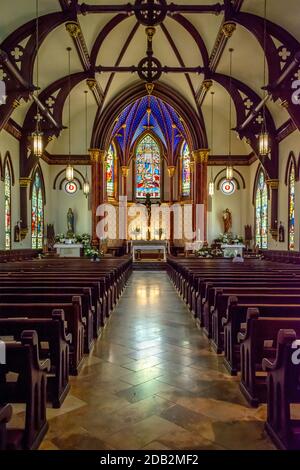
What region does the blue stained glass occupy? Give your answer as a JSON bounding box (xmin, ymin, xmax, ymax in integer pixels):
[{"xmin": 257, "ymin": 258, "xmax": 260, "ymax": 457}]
[
  {"xmin": 106, "ymin": 144, "xmax": 115, "ymax": 198},
  {"xmin": 288, "ymin": 162, "xmax": 295, "ymax": 250},
  {"xmin": 181, "ymin": 141, "xmax": 191, "ymax": 197},
  {"xmin": 4, "ymin": 162, "xmax": 11, "ymax": 250},
  {"xmin": 31, "ymin": 170, "xmax": 44, "ymax": 249},
  {"xmin": 255, "ymin": 169, "xmax": 268, "ymax": 249},
  {"xmin": 135, "ymin": 134, "xmax": 160, "ymax": 199}
]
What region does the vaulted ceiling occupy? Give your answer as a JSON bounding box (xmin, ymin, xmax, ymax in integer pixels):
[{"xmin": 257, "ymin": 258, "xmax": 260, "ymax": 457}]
[{"xmin": 1, "ymin": 0, "xmax": 300, "ymax": 177}]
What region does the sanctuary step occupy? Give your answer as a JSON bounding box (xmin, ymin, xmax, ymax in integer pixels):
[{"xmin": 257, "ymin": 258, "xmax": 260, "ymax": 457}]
[{"xmin": 132, "ymin": 261, "xmax": 167, "ymax": 271}]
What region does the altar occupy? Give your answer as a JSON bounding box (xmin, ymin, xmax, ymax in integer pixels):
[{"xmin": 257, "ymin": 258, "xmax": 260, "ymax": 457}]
[
  {"xmin": 54, "ymin": 243, "xmax": 83, "ymax": 258},
  {"xmin": 221, "ymin": 244, "xmax": 245, "ymax": 258},
  {"xmin": 129, "ymin": 240, "xmax": 169, "ymax": 262}
]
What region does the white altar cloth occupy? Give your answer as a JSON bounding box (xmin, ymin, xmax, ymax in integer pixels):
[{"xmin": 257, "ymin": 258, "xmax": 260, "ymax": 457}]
[
  {"xmin": 131, "ymin": 242, "xmax": 168, "ymax": 261},
  {"xmin": 221, "ymin": 244, "xmax": 245, "ymax": 258},
  {"xmin": 54, "ymin": 243, "xmax": 83, "ymax": 258}
]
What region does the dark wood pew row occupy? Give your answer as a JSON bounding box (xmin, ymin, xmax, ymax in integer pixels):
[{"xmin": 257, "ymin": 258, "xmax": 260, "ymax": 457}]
[
  {"xmin": 0, "ymin": 280, "xmax": 105, "ymax": 336},
  {"xmin": 0, "ymin": 331, "xmax": 49, "ymax": 450},
  {"xmin": 0, "ymin": 404, "xmax": 12, "ymax": 450},
  {"xmin": 210, "ymin": 289, "xmax": 300, "ymax": 353},
  {"xmin": 237, "ymin": 310, "xmax": 300, "ymax": 406},
  {"xmin": 0, "ymin": 297, "xmax": 84, "ymax": 375},
  {"xmin": 222, "ymin": 300, "xmax": 300, "ymax": 375},
  {"xmin": 262, "ymin": 329, "xmax": 300, "ymax": 450},
  {"xmin": 0, "ymin": 310, "xmax": 70, "ymax": 408},
  {"xmin": 0, "ymin": 292, "xmax": 94, "ymax": 354}
]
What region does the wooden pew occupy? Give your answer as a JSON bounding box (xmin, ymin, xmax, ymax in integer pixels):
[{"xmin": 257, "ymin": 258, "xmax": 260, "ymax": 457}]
[
  {"xmin": 0, "ymin": 331, "xmax": 49, "ymax": 449},
  {"xmin": 0, "ymin": 280, "xmax": 104, "ymax": 336},
  {"xmin": 0, "ymin": 404, "xmax": 12, "ymax": 450},
  {"xmin": 0, "ymin": 297, "xmax": 84, "ymax": 375},
  {"xmin": 262, "ymin": 329, "xmax": 300, "ymax": 450},
  {"xmin": 237, "ymin": 310, "xmax": 300, "ymax": 406},
  {"xmin": 0, "ymin": 310, "xmax": 70, "ymax": 408},
  {"xmin": 211, "ymin": 289, "xmax": 300, "ymax": 353},
  {"xmin": 0, "ymin": 292, "xmax": 94, "ymax": 354},
  {"xmin": 222, "ymin": 299, "xmax": 300, "ymax": 375}
]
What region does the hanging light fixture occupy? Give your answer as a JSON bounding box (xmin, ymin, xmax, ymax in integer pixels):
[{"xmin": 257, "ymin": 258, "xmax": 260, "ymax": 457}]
[
  {"xmin": 226, "ymin": 48, "xmax": 234, "ymax": 181},
  {"xmin": 83, "ymin": 90, "xmax": 90, "ymax": 197},
  {"xmin": 258, "ymin": 0, "xmax": 270, "ymax": 157},
  {"xmin": 208, "ymin": 91, "xmax": 215, "ymax": 196},
  {"xmin": 66, "ymin": 47, "xmax": 74, "ymax": 182},
  {"xmin": 32, "ymin": 0, "xmax": 43, "ymax": 157}
]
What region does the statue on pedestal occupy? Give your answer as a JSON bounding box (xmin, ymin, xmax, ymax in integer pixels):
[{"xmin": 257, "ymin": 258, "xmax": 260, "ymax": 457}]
[
  {"xmin": 67, "ymin": 208, "xmax": 75, "ymax": 238},
  {"xmin": 144, "ymin": 193, "xmax": 152, "ymax": 241},
  {"xmin": 222, "ymin": 208, "xmax": 232, "ymax": 234}
]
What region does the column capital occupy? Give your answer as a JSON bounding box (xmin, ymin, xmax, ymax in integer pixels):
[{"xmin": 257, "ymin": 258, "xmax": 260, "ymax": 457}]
[
  {"xmin": 192, "ymin": 149, "xmax": 210, "ymax": 164},
  {"xmin": 167, "ymin": 166, "xmax": 176, "ymax": 178},
  {"xmin": 121, "ymin": 166, "xmax": 130, "ymax": 178},
  {"xmin": 266, "ymin": 179, "xmax": 279, "ymax": 189},
  {"xmin": 65, "ymin": 21, "xmax": 81, "ymax": 38},
  {"xmin": 89, "ymin": 148, "xmax": 105, "ymax": 163},
  {"xmin": 19, "ymin": 177, "xmax": 31, "ymax": 187},
  {"xmin": 222, "ymin": 21, "xmax": 236, "ymax": 38}
]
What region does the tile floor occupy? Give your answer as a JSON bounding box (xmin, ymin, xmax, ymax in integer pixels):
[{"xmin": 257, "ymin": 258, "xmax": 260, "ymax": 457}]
[{"xmin": 37, "ymin": 271, "xmax": 275, "ymax": 450}]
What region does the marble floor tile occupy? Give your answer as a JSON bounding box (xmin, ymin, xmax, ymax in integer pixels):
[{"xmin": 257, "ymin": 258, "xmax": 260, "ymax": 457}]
[{"xmin": 41, "ymin": 272, "xmax": 275, "ymax": 450}]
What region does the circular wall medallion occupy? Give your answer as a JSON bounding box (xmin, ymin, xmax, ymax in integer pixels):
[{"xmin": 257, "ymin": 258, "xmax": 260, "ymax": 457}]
[
  {"xmin": 220, "ymin": 179, "xmax": 236, "ymax": 195},
  {"xmin": 65, "ymin": 181, "xmax": 78, "ymax": 195}
]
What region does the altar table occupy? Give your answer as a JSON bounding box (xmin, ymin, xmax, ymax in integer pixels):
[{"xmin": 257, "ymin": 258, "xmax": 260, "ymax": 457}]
[
  {"xmin": 53, "ymin": 243, "xmax": 83, "ymax": 258},
  {"xmin": 130, "ymin": 241, "xmax": 169, "ymax": 262},
  {"xmin": 221, "ymin": 244, "xmax": 245, "ymax": 258}
]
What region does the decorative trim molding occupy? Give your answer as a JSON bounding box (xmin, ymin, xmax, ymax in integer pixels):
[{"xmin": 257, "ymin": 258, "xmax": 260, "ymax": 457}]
[{"xmin": 19, "ymin": 177, "xmax": 31, "ymax": 187}]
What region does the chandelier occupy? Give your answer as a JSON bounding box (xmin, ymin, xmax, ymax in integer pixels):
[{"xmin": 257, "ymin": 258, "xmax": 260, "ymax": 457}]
[
  {"xmin": 65, "ymin": 47, "xmax": 74, "ymax": 182},
  {"xmin": 208, "ymin": 90, "xmax": 215, "ymax": 196},
  {"xmin": 32, "ymin": 0, "xmax": 43, "ymax": 157}
]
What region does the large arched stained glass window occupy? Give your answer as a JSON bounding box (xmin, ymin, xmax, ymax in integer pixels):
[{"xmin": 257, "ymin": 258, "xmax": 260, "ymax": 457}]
[
  {"xmin": 106, "ymin": 144, "xmax": 115, "ymax": 198},
  {"xmin": 31, "ymin": 169, "xmax": 44, "ymax": 249},
  {"xmin": 255, "ymin": 169, "xmax": 268, "ymax": 249},
  {"xmin": 181, "ymin": 141, "xmax": 191, "ymax": 197},
  {"xmin": 135, "ymin": 134, "xmax": 160, "ymax": 199},
  {"xmin": 288, "ymin": 160, "xmax": 295, "ymax": 250},
  {"xmin": 4, "ymin": 161, "xmax": 12, "ymax": 250}
]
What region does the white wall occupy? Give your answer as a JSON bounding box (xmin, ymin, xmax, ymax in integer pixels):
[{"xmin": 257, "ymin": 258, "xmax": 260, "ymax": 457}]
[{"xmin": 207, "ymin": 166, "xmax": 251, "ymax": 243}]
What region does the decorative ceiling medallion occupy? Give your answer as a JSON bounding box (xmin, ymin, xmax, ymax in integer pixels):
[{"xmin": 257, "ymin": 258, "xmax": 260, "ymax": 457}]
[
  {"xmin": 135, "ymin": 0, "xmax": 167, "ymax": 26},
  {"xmin": 65, "ymin": 180, "xmax": 78, "ymax": 195},
  {"xmin": 220, "ymin": 178, "xmax": 236, "ymax": 195}
]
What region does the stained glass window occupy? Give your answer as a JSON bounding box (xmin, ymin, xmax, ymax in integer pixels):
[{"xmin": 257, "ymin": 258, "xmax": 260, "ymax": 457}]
[
  {"xmin": 106, "ymin": 144, "xmax": 115, "ymax": 198},
  {"xmin": 31, "ymin": 169, "xmax": 44, "ymax": 249},
  {"xmin": 181, "ymin": 142, "xmax": 191, "ymax": 197},
  {"xmin": 4, "ymin": 161, "xmax": 11, "ymax": 250},
  {"xmin": 288, "ymin": 161, "xmax": 295, "ymax": 250},
  {"xmin": 135, "ymin": 134, "xmax": 160, "ymax": 199},
  {"xmin": 255, "ymin": 169, "xmax": 268, "ymax": 249}
]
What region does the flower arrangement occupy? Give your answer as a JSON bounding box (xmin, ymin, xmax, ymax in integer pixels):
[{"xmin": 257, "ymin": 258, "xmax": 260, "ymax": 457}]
[{"xmin": 215, "ymin": 232, "xmax": 243, "ymax": 245}]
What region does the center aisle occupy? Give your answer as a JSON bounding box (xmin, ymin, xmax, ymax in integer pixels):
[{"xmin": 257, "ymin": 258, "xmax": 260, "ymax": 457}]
[{"xmin": 41, "ymin": 272, "xmax": 275, "ymax": 450}]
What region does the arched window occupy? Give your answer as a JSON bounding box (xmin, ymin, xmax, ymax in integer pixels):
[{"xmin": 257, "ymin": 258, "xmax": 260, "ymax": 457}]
[
  {"xmin": 181, "ymin": 141, "xmax": 191, "ymax": 197},
  {"xmin": 288, "ymin": 160, "xmax": 295, "ymax": 250},
  {"xmin": 255, "ymin": 169, "xmax": 268, "ymax": 249},
  {"xmin": 106, "ymin": 144, "xmax": 115, "ymax": 198},
  {"xmin": 4, "ymin": 160, "xmax": 12, "ymax": 250},
  {"xmin": 135, "ymin": 134, "xmax": 161, "ymax": 199},
  {"xmin": 31, "ymin": 168, "xmax": 44, "ymax": 249}
]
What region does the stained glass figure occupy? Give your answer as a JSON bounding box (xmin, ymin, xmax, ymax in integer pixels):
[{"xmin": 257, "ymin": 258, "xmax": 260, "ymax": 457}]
[
  {"xmin": 106, "ymin": 144, "xmax": 115, "ymax": 198},
  {"xmin": 288, "ymin": 161, "xmax": 295, "ymax": 250},
  {"xmin": 135, "ymin": 134, "xmax": 160, "ymax": 199},
  {"xmin": 31, "ymin": 170, "xmax": 44, "ymax": 249},
  {"xmin": 4, "ymin": 161, "xmax": 11, "ymax": 250},
  {"xmin": 255, "ymin": 169, "xmax": 268, "ymax": 249},
  {"xmin": 181, "ymin": 141, "xmax": 191, "ymax": 197}
]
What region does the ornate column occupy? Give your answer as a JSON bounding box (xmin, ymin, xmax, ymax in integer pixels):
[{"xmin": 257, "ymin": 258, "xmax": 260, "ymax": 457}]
[
  {"xmin": 89, "ymin": 148, "xmax": 106, "ymax": 246},
  {"xmin": 266, "ymin": 179, "xmax": 279, "ymax": 241},
  {"xmin": 167, "ymin": 165, "xmax": 176, "ymax": 241},
  {"xmin": 121, "ymin": 166, "xmax": 129, "ymax": 197},
  {"xmin": 19, "ymin": 177, "xmax": 32, "ymax": 241},
  {"xmin": 192, "ymin": 149, "xmax": 209, "ymax": 241}
]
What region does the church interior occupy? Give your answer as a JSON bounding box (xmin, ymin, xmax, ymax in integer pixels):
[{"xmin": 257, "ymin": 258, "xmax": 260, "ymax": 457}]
[{"xmin": 0, "ymin": 0, "xmax": 300, "ymax": 453}]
